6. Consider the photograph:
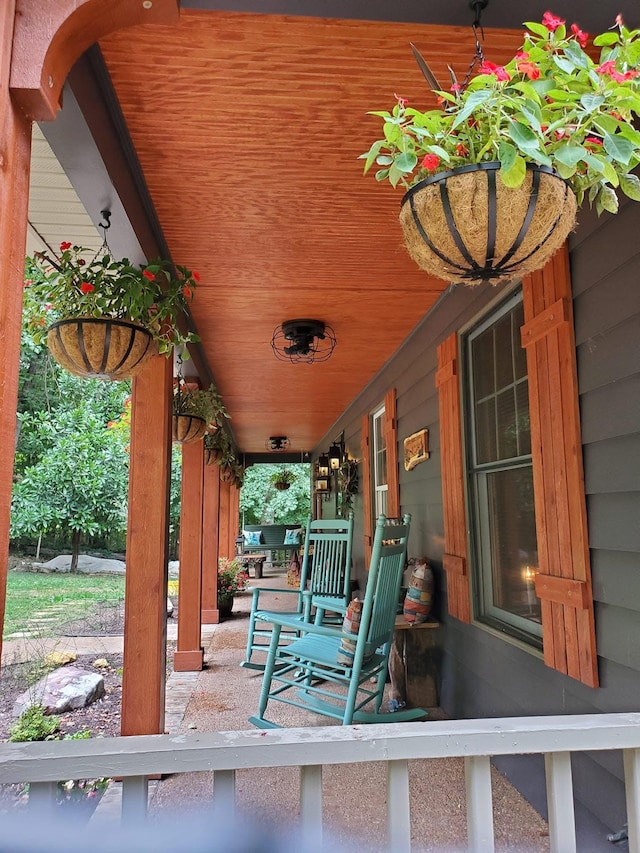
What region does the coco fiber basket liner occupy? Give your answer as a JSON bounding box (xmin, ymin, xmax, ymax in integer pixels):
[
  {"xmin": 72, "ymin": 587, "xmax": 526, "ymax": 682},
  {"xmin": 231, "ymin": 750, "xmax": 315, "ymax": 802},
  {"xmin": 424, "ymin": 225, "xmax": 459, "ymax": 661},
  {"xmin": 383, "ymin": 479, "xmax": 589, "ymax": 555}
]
[
  {"xmin": 399, "ymin": 162, "xmax": 577, "ymax": 286},
  {"xmin": 47, "ymin": 317, "xmax": 157, "ymax": 381}
]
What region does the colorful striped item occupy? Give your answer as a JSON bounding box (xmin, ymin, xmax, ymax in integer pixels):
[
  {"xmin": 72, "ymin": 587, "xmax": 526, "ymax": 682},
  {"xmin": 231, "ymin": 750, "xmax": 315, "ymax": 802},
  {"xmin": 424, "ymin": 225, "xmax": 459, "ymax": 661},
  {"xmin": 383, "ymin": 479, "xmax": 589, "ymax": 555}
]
[{"xmin": 403, "ymin": 559, "xmax": 433, "ymax": 624}]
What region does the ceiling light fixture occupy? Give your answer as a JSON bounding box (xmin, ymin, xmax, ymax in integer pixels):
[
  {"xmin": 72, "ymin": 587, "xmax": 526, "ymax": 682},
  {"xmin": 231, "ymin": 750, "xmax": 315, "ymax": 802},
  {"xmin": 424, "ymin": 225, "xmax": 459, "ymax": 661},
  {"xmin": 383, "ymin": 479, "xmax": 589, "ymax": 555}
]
[
  {"xmin": 265, "ymin": 436, "xmax": 291, "ymax": 452},
  {"xmin": 271, "ymin": 319, "xmax": 337, "ymax": 364}
]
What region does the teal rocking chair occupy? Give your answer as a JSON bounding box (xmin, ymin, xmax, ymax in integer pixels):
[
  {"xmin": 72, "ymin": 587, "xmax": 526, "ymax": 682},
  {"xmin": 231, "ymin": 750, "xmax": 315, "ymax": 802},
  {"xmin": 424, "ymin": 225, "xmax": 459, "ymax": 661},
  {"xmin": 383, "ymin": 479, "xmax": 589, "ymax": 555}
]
[
  {"xmin": 240, "ymin": 513, "xmax": 354, "ymax": 670},
  {"xmin": 249, "ymin": 514, "xmax": 428, "ymax": 727}
]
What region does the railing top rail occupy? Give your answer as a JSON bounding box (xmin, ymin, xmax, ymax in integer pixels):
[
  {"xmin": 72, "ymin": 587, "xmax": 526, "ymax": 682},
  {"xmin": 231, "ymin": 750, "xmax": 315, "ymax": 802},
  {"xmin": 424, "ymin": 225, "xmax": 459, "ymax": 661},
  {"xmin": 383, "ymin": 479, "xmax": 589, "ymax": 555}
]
[{"xmin": 3, "ymin": 713, "xmax": 640, "ymax": 784}]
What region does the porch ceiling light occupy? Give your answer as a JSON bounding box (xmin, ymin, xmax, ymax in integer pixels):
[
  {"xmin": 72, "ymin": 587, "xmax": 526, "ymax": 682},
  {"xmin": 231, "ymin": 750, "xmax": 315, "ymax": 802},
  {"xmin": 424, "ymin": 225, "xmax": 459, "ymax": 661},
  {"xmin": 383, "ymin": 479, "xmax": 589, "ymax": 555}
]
[
  {"xmin": 266, "ymin": 436, "xmax": 291, "ymax": 452},
  {"xmin": 271, "ymin": 319, "xmax": 336, "ymax": 364}
]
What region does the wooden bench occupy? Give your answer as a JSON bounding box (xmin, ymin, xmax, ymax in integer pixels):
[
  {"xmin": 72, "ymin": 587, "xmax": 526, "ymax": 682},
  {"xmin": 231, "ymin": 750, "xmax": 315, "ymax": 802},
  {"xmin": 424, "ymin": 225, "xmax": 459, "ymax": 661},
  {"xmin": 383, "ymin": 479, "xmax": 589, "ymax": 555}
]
[
  {"xmin": 240, "ymin": 523, "xmax": 303, "ymax": 566},
  {"xmin": 239, "ymin": 553, "xmax": 267, "ymax": 579}
]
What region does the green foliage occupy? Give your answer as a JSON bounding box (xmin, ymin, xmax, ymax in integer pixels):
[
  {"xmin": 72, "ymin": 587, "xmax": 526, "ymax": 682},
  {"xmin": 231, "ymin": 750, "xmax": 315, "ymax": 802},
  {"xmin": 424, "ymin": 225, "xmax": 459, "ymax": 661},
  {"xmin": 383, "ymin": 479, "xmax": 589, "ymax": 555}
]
[
  {"xmin": 363, "ymin": 14, "xmax": 640, "ymax": 212},
  {"xmin": 9, "ymin": 705, "xmax": 59, "ymax": 742},
  {"xmin": 173, "ymin": 382, "xmax": 230, "ymax": 427},
  {"xmin": 24, "ymin": 244, "xmax": 199, "ymax": 354},
  {"xmin": 240, "ymin": 464, "xmax": 311, "ymax": 524}
]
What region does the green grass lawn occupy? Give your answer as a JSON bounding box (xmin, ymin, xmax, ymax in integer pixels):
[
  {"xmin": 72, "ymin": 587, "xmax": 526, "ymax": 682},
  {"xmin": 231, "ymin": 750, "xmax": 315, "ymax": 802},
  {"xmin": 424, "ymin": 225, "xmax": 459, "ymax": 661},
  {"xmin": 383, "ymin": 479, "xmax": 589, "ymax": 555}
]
[{"xmin": 3, "ymin": 571, "xmax": 126, "ymax": 639}]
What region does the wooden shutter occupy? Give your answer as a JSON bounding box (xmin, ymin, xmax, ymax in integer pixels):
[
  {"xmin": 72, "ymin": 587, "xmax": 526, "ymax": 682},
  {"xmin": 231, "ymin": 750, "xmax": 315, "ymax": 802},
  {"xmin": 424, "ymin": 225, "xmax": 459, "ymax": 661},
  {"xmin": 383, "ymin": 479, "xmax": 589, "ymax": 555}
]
[
  {"xmin": 384, "ymin": 388, "xmax": 400, "ymax": 519},
  {"xmin": 521, "ymin": 248, "xmax": 598, "ymax": 687},
  {"xmin": 436, "ymin": 333, "xmax": 471, "ymax": 623},
  {"xmin": 361, "ymin": 413, "xmax": 372, "ymax": 564}
]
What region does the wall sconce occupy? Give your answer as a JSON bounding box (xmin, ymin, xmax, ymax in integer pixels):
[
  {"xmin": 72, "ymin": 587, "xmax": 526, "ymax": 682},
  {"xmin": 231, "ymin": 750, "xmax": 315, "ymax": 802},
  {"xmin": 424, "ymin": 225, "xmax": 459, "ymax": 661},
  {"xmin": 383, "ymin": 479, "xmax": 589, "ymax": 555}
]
[
  {"xmin": 271, "ymin": 319, "xmax": 337, "ymax": 364},
  {"xmin": 265, "ymin": 436, "xmax": 290, "ymax": 452},
  {"xmin": 328, "ymin": 442, "xmax": 343, "ymax": 471},
  {"xmin": 317, "ymin": 454, "xmax": 329, "ymax": 477},
  {"xmin": 315, "ymin": 477, "xmax": 330, "ymax": 492}
]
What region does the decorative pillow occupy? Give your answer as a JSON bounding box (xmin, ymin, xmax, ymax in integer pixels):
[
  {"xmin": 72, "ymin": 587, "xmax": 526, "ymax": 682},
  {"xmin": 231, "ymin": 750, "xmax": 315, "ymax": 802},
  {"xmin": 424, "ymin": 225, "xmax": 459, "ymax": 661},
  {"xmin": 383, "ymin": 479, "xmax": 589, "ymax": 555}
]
[
  {"xmin": 337, "ymin": 599, "xmax": 373, "ymax": 668},
  {"xmin": 284, "ymin": 528, "xmax": 302, "ymax": 546},
  {"xmin": 243, "ymin": 530, "xmax": 262, "ymax": 546}
]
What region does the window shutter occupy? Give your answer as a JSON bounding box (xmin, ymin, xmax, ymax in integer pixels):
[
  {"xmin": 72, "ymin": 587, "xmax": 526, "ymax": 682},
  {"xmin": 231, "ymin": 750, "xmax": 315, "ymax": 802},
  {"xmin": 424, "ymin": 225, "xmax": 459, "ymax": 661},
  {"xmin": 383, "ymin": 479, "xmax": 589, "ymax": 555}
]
[
  {"xmin": 436, "ymin": 332, "xmax": 471, "ymax": 623},
  {"xmin": 384, "ymin": 388, "xmax": 400, "ymax": 519},
  {"xmin": 361, "ymin": 413, "xmax": 372, "ymax": 564},
  {"xmin": 521, "ymin": 248, "xmax": 598, "ymax": 687}
]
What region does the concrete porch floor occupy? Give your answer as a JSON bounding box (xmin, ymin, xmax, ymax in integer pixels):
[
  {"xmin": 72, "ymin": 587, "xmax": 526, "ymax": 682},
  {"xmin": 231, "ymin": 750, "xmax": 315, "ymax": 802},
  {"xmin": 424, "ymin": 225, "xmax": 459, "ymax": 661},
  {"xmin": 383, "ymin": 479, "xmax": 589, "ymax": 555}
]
[{"xmin": 91, "ymin": 566, "xmax": 559, "ymax": 851}]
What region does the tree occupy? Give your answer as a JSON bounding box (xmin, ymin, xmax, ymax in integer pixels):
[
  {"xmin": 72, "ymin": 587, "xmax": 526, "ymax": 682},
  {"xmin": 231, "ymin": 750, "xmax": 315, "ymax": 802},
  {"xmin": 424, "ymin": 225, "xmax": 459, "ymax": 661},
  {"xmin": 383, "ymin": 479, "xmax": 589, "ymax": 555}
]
[{"xmin": 239, "ymin": 464, "xmax": 310, "ymax": 525}]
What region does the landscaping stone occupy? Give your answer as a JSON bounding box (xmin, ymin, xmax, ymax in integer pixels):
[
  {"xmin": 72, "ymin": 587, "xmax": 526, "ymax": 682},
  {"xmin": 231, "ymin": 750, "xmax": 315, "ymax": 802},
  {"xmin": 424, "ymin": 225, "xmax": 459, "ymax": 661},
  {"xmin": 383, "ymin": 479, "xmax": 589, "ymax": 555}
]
[
  {"xmin": 44, "ymin": 650, "xmax": 77, "ymax": 666},
  {"xmin": 12, "ymin": 665, "xmax": 105, "ymax": 717},
  {"xmin": 34, "ymin": 555, "xmax": 126, "ymax": 574}
]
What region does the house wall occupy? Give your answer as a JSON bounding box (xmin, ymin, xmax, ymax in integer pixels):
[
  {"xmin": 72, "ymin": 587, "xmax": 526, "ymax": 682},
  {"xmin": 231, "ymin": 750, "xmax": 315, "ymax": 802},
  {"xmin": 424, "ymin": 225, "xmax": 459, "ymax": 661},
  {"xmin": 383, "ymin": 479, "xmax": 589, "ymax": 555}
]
[{"xmin": 315, "ymin": 198, "xmax": 640, "ymax": 837}]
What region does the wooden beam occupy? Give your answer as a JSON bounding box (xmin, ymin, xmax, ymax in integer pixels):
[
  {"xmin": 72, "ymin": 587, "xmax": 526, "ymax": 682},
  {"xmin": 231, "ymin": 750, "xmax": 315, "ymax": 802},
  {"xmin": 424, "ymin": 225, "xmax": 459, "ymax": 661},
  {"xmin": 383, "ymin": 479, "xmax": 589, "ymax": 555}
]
[
  {"xmin": 0, "ymin": 2, "xmax": 33, "ymax": 666},
  {"xmin": 201, "ymin": 463, "xmax": 221, "ymax": 624},
  {"xmin": 174, "ymin": 440, "xmax": 204, "ymax": 671},
  {"xmin": 121, "ymin": 355, "xmax": 172, "ymax": 736},
  {"xmin": 10, "ymin": 0, "xmax": 179, "ymax": 121}
]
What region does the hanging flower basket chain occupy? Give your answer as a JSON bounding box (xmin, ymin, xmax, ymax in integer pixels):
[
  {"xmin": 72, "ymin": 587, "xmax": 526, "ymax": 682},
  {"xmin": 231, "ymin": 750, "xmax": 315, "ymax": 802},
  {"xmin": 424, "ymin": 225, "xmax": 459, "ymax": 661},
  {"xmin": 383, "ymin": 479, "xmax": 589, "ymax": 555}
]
[{"xmin": 362, "ymin": 12, "xmax": 640, "ymax": 284}]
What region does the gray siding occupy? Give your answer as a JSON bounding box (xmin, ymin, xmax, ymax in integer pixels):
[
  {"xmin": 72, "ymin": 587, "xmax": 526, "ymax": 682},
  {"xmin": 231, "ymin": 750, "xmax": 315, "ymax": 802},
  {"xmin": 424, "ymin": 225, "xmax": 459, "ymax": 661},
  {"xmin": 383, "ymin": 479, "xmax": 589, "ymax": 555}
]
[{"xmin": 314, "ymin": 199, "xmax": 640, "ymax": 834}]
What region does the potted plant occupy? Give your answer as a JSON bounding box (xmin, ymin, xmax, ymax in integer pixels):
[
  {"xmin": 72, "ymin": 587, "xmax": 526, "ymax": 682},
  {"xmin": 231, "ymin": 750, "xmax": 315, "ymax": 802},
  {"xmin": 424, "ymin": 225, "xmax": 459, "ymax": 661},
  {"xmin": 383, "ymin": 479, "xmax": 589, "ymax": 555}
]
[
  {"xmin": 203, "ymin": 428, "xmax": 232, "ymax": 465},
  {"xmin": 362, "ymin": 13, "xmax": 640, "ymax": 285},
  {"xmin": 25, "ymin": 242, "xmax": 200, "ymax": 380},
  {"xmin": 172, "ymin": 381, "xmax": 230, "ymax": 444},
  {"xmin": 217, "ymin": 556, "xmax": 249, "ymax": 618},
  {"xmin": 270, "ymin": 468, "xmax": 295, "ymax": 491}
]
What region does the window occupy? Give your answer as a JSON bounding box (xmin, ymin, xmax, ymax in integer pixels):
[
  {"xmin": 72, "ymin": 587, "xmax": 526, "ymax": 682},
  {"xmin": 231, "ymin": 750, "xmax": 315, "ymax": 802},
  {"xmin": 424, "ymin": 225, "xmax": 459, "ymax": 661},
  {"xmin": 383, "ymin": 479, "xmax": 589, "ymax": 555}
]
[
  {"xmin": 465, "ymin": 291, "xmax": 541, "ymax": 644},
  {"xmin": 371, "ymin": 403, "xmax": 388, "ymax": 517}
]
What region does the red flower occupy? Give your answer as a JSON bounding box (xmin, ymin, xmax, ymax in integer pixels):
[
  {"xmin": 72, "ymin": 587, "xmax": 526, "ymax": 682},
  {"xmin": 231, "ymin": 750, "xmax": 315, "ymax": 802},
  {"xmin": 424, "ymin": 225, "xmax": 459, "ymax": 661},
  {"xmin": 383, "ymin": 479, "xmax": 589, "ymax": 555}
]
[
  {"xmin": 23, "ymin": 279, "xmax": 32, "ymax": 288},
  {"xmin": 78, "ymin": 258, "xmax": 86, "ymax": 266},
  {"xmin": 394, "ymin": 92, "xmax": 409, "ymax": 107},
  {"xmin": 585, "ymin": 136, "xmax": 603, "ymax": 147},
  {"xmin": 142, "ymin": 269, "xmax": 155, "ymax": 280},
  {"xmin": 44, "ymin": 303, "xmax": 53, "ymax": 311},
  {"xmin": 80, "ymin": 282, "xmax": 95, "ymax": 294},
  {"xmin": 542, "ymin": 12, "xmax": 565, "ymax": 31},
  {"xmin": 518, "ymin": 61, "xmax": 540, "ymax": 80},
  {"xmin": 515, "ymin": 51, "xmax": 530, "ymax": 60},
  {"xmin": 478, "ymin": 61, "xmax": 510, "ymax": 81},
  {"xmin": 59, "ymin": 241, "xmax": 72, "ymax": 251},
  {"xmin": 421, "ymin": 153, "xmax": 441, "ymax": 172},
  {"xmin": 192, "ymin": 270, "xmax": 201, "ymax": 283},
  {"xmin": 450, "ymin": 82, "xmax": 461, "ymax": 93},
  {"xmin": 455, "ymin": 142, "xmax": 469, "ymax": 157},
  {"xmin": 182, "ymin": 285, "xmax": 192, "ymax": 298},
  {"xmin": 570, "ymin": 24, "xmax": 588, "ymax": 47}
]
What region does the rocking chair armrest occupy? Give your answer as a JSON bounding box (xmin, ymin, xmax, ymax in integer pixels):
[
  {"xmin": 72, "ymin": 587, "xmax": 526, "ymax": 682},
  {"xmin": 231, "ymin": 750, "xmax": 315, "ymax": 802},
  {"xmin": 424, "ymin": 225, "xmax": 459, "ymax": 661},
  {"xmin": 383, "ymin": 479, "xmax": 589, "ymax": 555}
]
[
  {"xmin": 261, "ymin": 611, "xmax": 358, "ymax": 642},
  {"xmin": 247, "ymin": 586, "xmax": 302, "ymax": 596}
]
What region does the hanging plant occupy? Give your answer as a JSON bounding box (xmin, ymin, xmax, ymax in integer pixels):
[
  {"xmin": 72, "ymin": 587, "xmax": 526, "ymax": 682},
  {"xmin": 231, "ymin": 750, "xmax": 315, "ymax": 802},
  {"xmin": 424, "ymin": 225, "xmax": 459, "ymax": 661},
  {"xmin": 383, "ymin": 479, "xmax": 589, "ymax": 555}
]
[
  {"xmin": 270, "ymin": 468, "xmax": 295, "ymax": 491},
  {"xmin": 172, "ymin": 381, "xmax": 229, "ymax": 445},
  {"xmin": 361, "ymin": 13, "xmax": 640, "ymax": 285},
  {"xmin": 25, "ymin": 242, "xmax": 200, "ymax": 380}
]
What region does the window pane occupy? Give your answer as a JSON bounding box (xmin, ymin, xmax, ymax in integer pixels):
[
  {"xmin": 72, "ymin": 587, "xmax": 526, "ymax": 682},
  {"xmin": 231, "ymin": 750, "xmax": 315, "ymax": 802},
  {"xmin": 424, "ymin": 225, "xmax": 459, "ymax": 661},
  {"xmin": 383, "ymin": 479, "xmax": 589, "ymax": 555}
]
[
  {"xmin": 472, "ymin": 330, "xmax": 495, "ymax": 399},
  {"xmin": 496, "ymin": 387, "xmax": 517, "ymax": 460},
  {"xmin": 494, "ymin": 314, "xmax": 514, "ymax": 390},
  {"xmin": 475, "ymin": 399, "xmax": 497, "ymax": 464},
  {"xmin": 485, "ymin": 466, "xmax": 540, "ymax": 625},
  {"xmin": 516, "ymin": 379, "xmax": 531, "ymax": 455}
]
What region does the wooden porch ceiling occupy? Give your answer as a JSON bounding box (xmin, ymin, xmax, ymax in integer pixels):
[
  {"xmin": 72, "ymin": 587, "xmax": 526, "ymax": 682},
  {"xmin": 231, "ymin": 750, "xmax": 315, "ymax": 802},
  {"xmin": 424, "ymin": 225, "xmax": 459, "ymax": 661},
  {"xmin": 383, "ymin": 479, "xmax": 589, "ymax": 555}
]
[{"xmin": 93, "ymin": 12, "xmax": 523, "ymax": 454}]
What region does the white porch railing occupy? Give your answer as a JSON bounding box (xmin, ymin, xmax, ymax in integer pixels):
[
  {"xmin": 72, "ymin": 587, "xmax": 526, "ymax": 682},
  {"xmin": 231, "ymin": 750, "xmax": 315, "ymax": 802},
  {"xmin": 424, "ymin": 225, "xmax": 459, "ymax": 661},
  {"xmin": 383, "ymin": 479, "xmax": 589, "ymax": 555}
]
[{"xmin": 2, "ymin": 713, "xmax": 640, "ymax": 852}]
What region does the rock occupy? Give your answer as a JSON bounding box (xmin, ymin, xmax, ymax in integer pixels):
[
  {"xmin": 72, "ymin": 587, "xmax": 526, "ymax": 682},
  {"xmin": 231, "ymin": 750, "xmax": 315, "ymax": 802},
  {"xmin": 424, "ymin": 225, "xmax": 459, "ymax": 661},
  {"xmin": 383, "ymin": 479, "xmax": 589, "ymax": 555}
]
[
  {"xmin": 168, "ymin": 560, "xmax": 180, "ymax": 577},
  {"xmin": 34, "ymin": 555, "xmax": 126, "ymax": 574},
  {"xmin": 167, "ymin": 597, "xmax": 174, "ymax": 616},
  {"xmin": 44, "ymin": 650, "xmax": 77, "ymax": 667},
  {"xmin": 92, "ymin": 658, "xmax": 109, "ymax": 668},
  {"xmin": 12, "ymin": 666, "xmax": 105, "ymax": 718}
]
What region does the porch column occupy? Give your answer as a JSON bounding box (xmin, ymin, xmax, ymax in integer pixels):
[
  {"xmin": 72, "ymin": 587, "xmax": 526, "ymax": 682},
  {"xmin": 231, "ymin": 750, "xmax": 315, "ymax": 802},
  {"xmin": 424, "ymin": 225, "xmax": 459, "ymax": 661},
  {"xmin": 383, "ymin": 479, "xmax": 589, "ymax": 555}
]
[
  {"xmin": 121, "ymin": 354, "xmax": 172, "ymax": 736},
  {"xmin": 201, "ymin": 463, "xmax": 221, "ymax": 624},
  {"xmin": 218, "ymin": 480, "xmax": 232, "ymax": 558},
  {"xmin": 174, "ymin": 440, "xmax": 204, "ymax": 671},
  {"xmin": 0, "ymin": 2, "xmax": 33, "ymax": 664}
]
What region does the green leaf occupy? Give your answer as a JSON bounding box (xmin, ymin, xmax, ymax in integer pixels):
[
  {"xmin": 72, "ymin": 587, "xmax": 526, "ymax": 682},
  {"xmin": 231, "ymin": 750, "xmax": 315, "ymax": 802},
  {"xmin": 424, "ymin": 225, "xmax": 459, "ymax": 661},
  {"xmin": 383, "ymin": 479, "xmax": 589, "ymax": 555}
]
[
  {"xmin": 563, "ymin": 40, "xmax": 591, "ymax": 70},
  {"xmin": 374, "ymin": 168, "xmax": 390, "ymax": 182},
  {"xmin": 554, "ymin": 144, "xmax": 585, "ymax": 168},
  {"xmin": 620, "ymin": 173, "xmax": 640, "ymax": 200},
  {"xmin": 450, "ymin": 89, "xmax": 493, "ymax": 130},
  {"xmin": 497, "ymin": 141, "xmax": 517, "ymax": 172},
  {"xmin": 361, "ymin": 140, "xmax": 384, "ymax": 173},
  {"xmin": 499, "ymin": 153, "xmax": 526, "ymax": 188},
  {"xmin": 394, "ymin": 151, "xmax": 418, "ymax": 173},
  {"xmin": 603, "ymin": 132, "xmax": 634, "ymax": 165},
  {"xmin": 596, "ymin": 185, "xmax": 619, "ymax": 215},
  {"xmin": 524, "ymin": 21, "xmax": 551, "ymax": 38},
  {"xmin": 552, "ymin": 55, "xmax": 576, "ymax": 75},
  {"xmin": 593, "ymin": 33, "xmax": 620, "ymax": 46},
  {"xmin": 554, "ymin": 161, "xmax": 577, "ymax": 180},
  {"xmin": 579, "ymin": 93, "xmax": 605, "ymax": 113},
  {"xmin": 376, "ymin": 155, "xmax": 393, "ymax": 166}
]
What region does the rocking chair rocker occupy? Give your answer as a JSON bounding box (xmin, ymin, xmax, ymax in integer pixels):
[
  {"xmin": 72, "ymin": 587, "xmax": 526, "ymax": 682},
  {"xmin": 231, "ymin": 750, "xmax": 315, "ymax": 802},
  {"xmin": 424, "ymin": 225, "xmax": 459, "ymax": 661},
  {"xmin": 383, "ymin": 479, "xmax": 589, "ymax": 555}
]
[
  {"xmin": 240, "ymin": 513, "xmax": 354, "ymax": 670},
  {"xmin": 249, "ymin": 514, "xmax": 427, "ymax": 727}
]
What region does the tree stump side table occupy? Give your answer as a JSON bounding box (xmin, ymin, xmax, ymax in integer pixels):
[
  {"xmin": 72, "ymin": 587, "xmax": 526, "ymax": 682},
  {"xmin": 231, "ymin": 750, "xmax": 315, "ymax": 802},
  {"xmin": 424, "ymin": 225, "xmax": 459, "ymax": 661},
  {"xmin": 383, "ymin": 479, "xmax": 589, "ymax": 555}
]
[{"xmin": 389, "ymin": 615, "xmax": 440, "ymax": 709}]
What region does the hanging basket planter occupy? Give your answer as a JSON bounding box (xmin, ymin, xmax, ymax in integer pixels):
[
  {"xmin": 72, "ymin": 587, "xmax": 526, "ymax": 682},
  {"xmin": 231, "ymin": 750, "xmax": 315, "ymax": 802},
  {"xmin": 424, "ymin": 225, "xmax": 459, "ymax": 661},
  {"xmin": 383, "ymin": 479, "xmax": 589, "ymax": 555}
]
[
  {"xmin": 399, "ymin": 163, "xmax": 577, "ymax": 286},
  {"xmin": 204, "ymin": 447, "xmax": 223, "ymax": 465},
  {"xmin": 274, "ymin": 482, "xmax": 291, "ymax": 491},
  {"xmin": 172, "ymin": 413, "xmax": 207, "ymax": 444},
  {"xmin": 46, "ymin": 318, "xmax": 157, "ymax": 381},
  {"xmin": 220, "ymin": 464, "xmax": 235, "ymax": 483}
]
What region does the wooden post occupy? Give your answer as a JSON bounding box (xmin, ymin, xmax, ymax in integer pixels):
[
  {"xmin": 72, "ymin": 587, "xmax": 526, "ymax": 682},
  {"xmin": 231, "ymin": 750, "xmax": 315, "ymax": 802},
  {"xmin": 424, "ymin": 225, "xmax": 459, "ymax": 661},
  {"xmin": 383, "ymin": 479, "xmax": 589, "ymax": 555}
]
[
  {"xmin": 0, "ymin": 2, "xmax": 33, "ymax": 665},
  {"xmin": 201, "ymin": 463, "xmax": 221, "ymax": 624},
  {"xmin": 121, "ymin": 355, "xmax": 172, "ymax": 735},
  {"xmin": 174, "ymin": 440, "xmax": 204, "ymax": 671},
  {"xmin": 218, "ymin": 480, "xmax": 231, "ymax": 560}
]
